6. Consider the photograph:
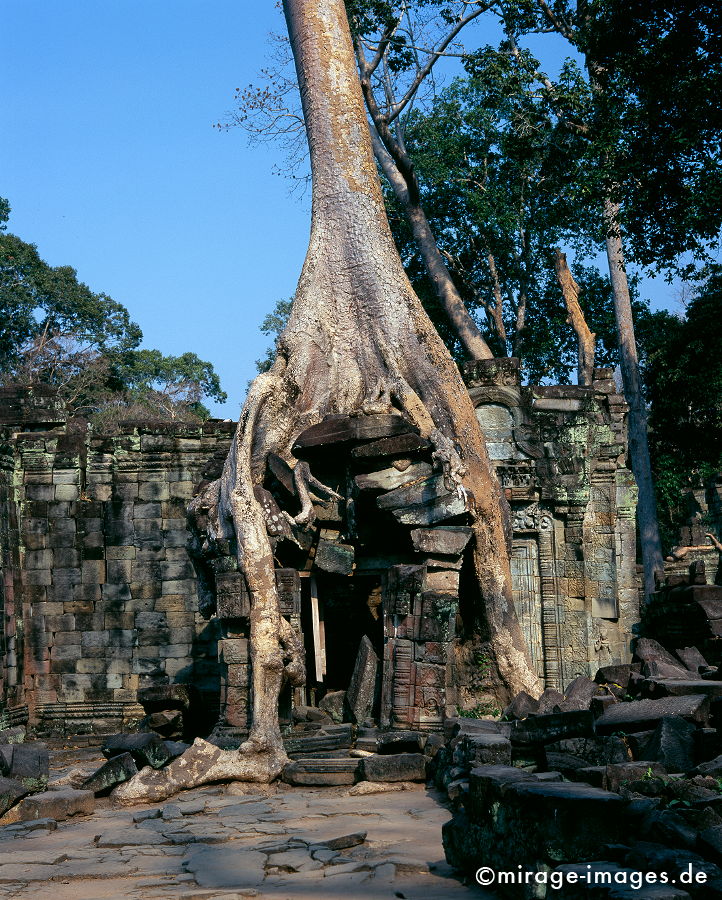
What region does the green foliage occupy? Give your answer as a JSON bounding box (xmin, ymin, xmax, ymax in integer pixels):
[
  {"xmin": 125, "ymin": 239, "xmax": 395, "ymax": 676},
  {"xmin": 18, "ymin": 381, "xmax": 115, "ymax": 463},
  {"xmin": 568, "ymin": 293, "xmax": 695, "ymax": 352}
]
[
  {"xmin": 0, "ymin": 201, "xmax": 225, "ymax": 425},
  {"xmin": 457, "ymin": 702, "xmax": 501, "ymax": 718},
  {"xmin": 255, "ymin": 297, "xmax": 293, "ymax": 374},
  {"xmin": 646, "ymin": 269, "xmax": 722, "ymax": 549}
]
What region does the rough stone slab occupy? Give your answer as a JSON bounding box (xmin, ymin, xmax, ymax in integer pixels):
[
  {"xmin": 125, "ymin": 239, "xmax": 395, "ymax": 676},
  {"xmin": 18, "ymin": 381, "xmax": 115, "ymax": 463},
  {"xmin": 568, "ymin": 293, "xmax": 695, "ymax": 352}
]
[
  {"xmin": 595, "ymin": 695, "xmax": 710, "ymax": 734},
  {"xmin": 137, "ymin": 684, "xmax": 199, "ymax": 713},
  {"xmin": 377, "ymin": 473, "xmax": 446, "ymax": 508},
  {"xmin": 314, "ymin": 539, "xmax": 355, "ymax": 575},
  {"xmin": 595, "ymin": 664, "xmax": 635, "ymax": 689},
  {"xmin": 293, "ymin": 414, "xmax": 416, "ymax": 452},
  {"xmin": 102, "ymin": 732, "xmax": 173, "ymax": 769},
  {"xmin": 284, "ymin": 725, "xmax": 354, "ymax": 755},
  {"xmin": 390, "ymin": 493, "xmax": 469, "ymax": 526},
  {"xmin": 311, "ymin": 831, "xmax": 367, "ymax": 851},
  {"xmin": 0, "ymin": 776, "xmax": 29, "ymax": 816},
  {"xmin": 282, "ymin": 758, "xmax": 359, "ymax": 786},
  {"xmin": 355, "ymin": 462, "xmax": 431, "ymax": 492},
  {"xmin": 510, "ymin": 710, "xmax": 595, "ymax": 745},
  {"xmin": 362, "ymin": 752, "xmax": 426, "ymax": 783},
  {"xmin": 0, "ymin": 742, "xmax": 49, "ymax": 788},
  {"xmin": 642, "ymin": 678, "xmax": 722, "ymax": 700},
  {"xmin": 97, "ymin": 827, "xmax": 169, "ymax": 847},
  {"xmin": 346, "ymin": 636, "xmax": 378, "ymax": 724},
  {"xmin": 182, "ymin": 845, "xmax": 266, "ymax": 889},
  {"xmin": 461, "ymin": 733, "xmax": 512, "ymax": 767},
  {"xmin": 347, "ymin": 780, "xmax": 420, "ymax": 795},
  {"xmin": 81, "ymin": 751, "xmax": 138, "ymax": 794},
  {"xmin": 351, "ymin": 432, "xmax": 430, "ymax": 459},
  {"xmin": 644, "ymin": 717, "xmax": 696, "ymax": 773},
  {"xmin": 409, "ymin": 525, "xmax": 472, "ymax": 557},
  {"xmin": 0, "ymin": 788, "xmax": 94, "ymax": 824}
]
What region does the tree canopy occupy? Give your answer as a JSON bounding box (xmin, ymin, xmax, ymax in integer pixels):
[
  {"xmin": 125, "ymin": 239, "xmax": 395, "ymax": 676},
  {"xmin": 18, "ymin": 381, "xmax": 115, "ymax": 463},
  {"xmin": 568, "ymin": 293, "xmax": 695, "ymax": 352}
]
[{"xmin": 0, "ymin": 198, "xmax": 226, "ymax": 424}]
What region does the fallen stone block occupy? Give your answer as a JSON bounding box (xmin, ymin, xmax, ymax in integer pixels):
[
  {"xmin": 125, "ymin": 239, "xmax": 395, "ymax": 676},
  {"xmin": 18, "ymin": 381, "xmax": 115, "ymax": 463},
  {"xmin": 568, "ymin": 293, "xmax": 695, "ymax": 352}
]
[
  {"xmin": 545, "ymin": 736, "xmax": 631, "ymax": 770},
  {"xmin": 282, "ymin": 758, "xmax": 360, "ymax": 786},
  {"xmin": 102, "ymin": 732, "xmax": 173, "ymax": 769},
  {"xmin": 595, "ymin": 664, "xmax": 635, "ymax": 690},
  {"xmin": 377, "ymin": 730, "xmax": 426, "ymax": 755},
  {"xmin": 502, "ymin": 690, "xmax": 540, "ymax": 720},
  {"xmin": 644, "ymin": 717, "xmax": 696, "ymax": 773},
  {"xmin": 676, "ymin": 646, "xmax": 710, "ymax": 673},
  {"xmin": 318, "ymin": 690, "xmax": 346, "ymax": 724},
  {"xmin": 137, "ymin": 683, "xmax": 200, "ymax": 713},
  {"xmin": 635, "ymin": 638, "xmax": 691, "ymax": 679},
  {"xmin": 362, "ymin": 752, "xmax": 427, "ymax": 782},
  {"xmin": 0, "ymin": 742, "xmax": 49, "ymax": 791},
  {"xmin": 561, "ymin": 676, "xmax": 601, "ymax": 712},
  {"xmin": 0, "ymin": 776, "xmax": 29, "ymax": 816},
  {"xmin": 284, "ymin": 724, "xmax": 354, "ymax": 756},
  {"xmin": 347, "ymin": 780, "xmax": 421, "ymax": 795},
  {"xmin": 605, "ymin": 761, "xmax": 667, "ymax": 793},
  {"xmin": 311, "ymin": 831, "xmax": 367, "ymax": 851},
  {"xmin": 537, "ymin": 688, "xmax": 566, "ymax": 714},
  {"xmin": 146, "ymin": 709, "xmax": 183, "ymax": 737},
  {"xmin": 510, "ymin": 710, "xmax": 595, "ymax": 745},
  {"xmin": 0, "ymin": 727, "xmax": 26, "ymax": 744},
  {"xmin": 81, "ymin": 752, "xmax": 138, "ymax": 795},
  {"xmin": 595, "ymin": 695, "xmax": 711, "ymax": 734},
  {"xmin": 642, "ymin": 678, "xmax": 722, "ymax": 700},
  {"xmin": 0, "ymin": 788, "xmax": 94, "ymax": 825},
  {"xmin": 466, "ymin": 765, "xmax": 537, "ymax": 819},
  {"xmin": 461, "ymin": 732, "xmax": 512, "ymax": 767},
  {"xmin": 164, "ymin": 740, "xmax": 190, "ymax": 759}
]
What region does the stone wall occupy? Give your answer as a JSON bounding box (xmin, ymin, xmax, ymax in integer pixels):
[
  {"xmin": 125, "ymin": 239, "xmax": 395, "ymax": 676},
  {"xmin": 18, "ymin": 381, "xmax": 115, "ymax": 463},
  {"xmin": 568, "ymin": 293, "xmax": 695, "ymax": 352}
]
[
  {"xmin": 0, "ymin": 367, "xmax": 639, "ymax": 737},
  {"xmin": 466, "ymin": 360, "xmax": 638, "ymax": 689},
  {"xmin": 0, "ymin": 386, "xmax": 234, "ymax": 738}
]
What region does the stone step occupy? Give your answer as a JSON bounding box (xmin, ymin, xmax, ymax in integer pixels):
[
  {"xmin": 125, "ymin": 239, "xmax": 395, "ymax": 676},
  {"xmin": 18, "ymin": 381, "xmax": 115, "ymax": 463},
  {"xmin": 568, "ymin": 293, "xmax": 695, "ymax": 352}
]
[
  {"xmin": 283, "ymin": 725, "xmax": 353, "ymax": 756},
  {"xmin": 282, "ymin": 757, "xmax": 360, "ymax": 787}
]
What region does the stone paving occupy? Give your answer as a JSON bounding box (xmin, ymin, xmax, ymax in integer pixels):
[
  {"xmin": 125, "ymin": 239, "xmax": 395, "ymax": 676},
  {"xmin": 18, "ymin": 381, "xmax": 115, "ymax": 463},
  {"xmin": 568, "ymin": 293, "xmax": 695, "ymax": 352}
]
[{"xmin": 0, "ymin": 748, "xmax": 491, "ymax": 900}]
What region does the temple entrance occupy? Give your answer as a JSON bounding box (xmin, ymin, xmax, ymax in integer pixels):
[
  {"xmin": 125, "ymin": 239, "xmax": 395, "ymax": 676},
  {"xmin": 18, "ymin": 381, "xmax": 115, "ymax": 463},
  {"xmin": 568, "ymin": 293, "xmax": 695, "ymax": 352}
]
[{"xmin": 301, "ymin": 571, "xmax": 384, "ymax": 717}]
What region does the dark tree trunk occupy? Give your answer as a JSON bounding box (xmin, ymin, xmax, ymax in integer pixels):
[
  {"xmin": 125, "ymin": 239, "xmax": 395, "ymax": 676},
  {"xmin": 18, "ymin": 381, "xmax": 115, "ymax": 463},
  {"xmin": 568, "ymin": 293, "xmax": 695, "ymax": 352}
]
[{"xmin": 604, "ymin": 199, "xmax": 664, "ymax": 599}]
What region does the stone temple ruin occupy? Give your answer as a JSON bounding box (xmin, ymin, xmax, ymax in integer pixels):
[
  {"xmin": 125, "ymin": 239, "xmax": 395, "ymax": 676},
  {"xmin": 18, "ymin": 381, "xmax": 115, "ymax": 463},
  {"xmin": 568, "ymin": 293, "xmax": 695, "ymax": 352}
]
[{"xmin": 0, "ymin": 360, "xmax": 638, "ymax": 741}]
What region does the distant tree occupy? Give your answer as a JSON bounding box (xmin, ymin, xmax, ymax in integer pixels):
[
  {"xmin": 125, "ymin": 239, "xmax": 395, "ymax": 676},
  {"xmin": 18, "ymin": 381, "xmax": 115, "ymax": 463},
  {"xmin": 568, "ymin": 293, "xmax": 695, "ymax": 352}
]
[
  {"xmin": 255, "ymin": 298, "xmax": 293, "ymax": 373},
  {"xmin": 645, "ymin": 270, "xmax": 722, "ymax": 549},
  {"xmin": 0, "ymin": 201, "xmax": 226, "ymax": 424}
]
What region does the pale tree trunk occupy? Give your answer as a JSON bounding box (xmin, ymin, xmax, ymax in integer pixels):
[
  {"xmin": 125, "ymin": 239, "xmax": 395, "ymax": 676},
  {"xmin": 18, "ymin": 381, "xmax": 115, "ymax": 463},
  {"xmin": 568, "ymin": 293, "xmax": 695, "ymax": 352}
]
[
  {"xmin": 603, "ymin": 199, "xmax": 664, "ymax": 599},
  {"xmin": 114, "ymin": 0, "xmax": 539, "ymax": 803},
  {"xmin": 367, "ymin": 123, "xmax": 494, "ymax": 360},
  {"xmin": 554, "ymin": 249, "xmax": 596, "ymax": 386}
]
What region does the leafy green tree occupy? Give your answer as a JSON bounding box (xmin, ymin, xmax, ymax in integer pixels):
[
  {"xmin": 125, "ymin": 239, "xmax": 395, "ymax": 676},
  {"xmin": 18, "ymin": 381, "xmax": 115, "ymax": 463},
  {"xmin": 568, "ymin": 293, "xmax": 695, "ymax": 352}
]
[
  {"xmin": 0, "ymin": 199, "xmax": 226, "ymax": 424},
  {"xmin": 645, "ymin": 270, "xmax": 722, "ymax": 549}
]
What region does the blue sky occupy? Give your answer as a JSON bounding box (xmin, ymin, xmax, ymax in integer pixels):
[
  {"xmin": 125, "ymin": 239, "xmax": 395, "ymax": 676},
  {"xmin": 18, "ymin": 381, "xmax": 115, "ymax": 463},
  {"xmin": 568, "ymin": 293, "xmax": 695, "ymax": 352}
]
[{"xmin": 3, "ymin": 2, "xmax": 677, "ymax": 417}]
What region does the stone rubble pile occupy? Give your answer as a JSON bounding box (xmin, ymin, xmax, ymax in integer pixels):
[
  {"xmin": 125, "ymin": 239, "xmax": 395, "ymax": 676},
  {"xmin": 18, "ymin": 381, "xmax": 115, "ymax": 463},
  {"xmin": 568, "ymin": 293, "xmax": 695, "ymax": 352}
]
[{"xmin": 440, "ymin": 636, "xmax": 722, "ymax": 898}]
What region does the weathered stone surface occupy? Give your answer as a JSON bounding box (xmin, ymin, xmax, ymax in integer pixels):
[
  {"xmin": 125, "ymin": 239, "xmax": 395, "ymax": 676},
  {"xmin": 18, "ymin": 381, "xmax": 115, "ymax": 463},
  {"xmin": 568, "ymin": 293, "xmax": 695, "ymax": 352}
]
[
  {"xmin": 183, "ymin": 845, "xmax": 267, "ymax": 888},
  {"xmin": 345, "ymin": 635, "xmax": 378, "ymax": 724},
  {"xmin": 318, "ymin": 690, "xmax": 346, "ymax": 724},
  {"xmin": 635, "ymin": 638, "xmax": 691, "ymax": 679},
  {"xmin": 510, "ymin": 710, "xmax": 595, "ymax": 745},
  {"xmin": 461, "ymin": 733, "xmax": 512, "ymax": 767},
  {"xmin": 544, "ymin": 736, "xmax": 631, "ymax": 773},
  {"xmin": 605, "ymin": 761, "xmax": 667, "ymax": 792},
  {"xmin": 644, "ymin": 717, "xmax": 696, "ymax": 773},
  {"xmin": 0, "ymin": 727, "xmax": 26, "ymax": 744},
  {"xmin": 350, "ymin": 432, "xmax": 430, "ymax": 459},
  {"xmin": 347, "ymin": 780, "xmax": 420, "ymax": 795},
  {"xmin": 0, "ymin": 788, "xmax": 94, "ymax": 824},
  {"xmin": 362, "ymin": 753, "xmax": 427, "ymax": 783},
  {"xmin": 642, "ymin": 678, "xmax": 722, "ymax": 700},
  {"xmin": 284, "ymin": 725, "xmax": 354, "ymax": 755},
  {"xmin": 595, "ymin": 664, "xmax": 634, "ymax": 689},
  {"xmin": 81, "ymin": 752, "xmax": 138, "ymax": 794},
  {"xmin": 137, "ymin": 683, "xmax": 200, "ymax": 713},
  {"xmin": 502, "ymin": 690, "xmax": 540, "ymax": 720},
  {"xmin": 282, "ymin": 758, "xmax": 359, "ymax": 786},
  {"xmin": 314, "ymin": 539, "xmax": 355, "ymax": 575},
  {"xmin": 561, "ymin": 676, "xmax": 600, "ymax": 712},
  {"xmin": 377, "ymin": 730, "xmax": 426, "ymax": 755},
  {"xmin": 102, "ymin": 732, "xmax": 173, "ymax": 769},
  {"xmin": 595, "ymin": 695, "xmax": 710, "ymax": 734},
  {"xmin": 409, "ymin": 526, "xmax": 472, "ymax": 557},
  {"xmin": 676, "ymin": 646, "xmax": 710, "ymax": 673},
  {"xmin": 537, "ymin": 688, "xmax": 566, "ymax": 714},
  {"xmin": 311, "ymin": 831, "xmax": 367, "ymax": 851},
  {"xmin": 377, "ymin": 475, "xmax": 469, "ymax": 526},
  {"xmin": 355, "ymin": 462, "xmax": 431, "ymax": 492},
  {"xmin": 293, "ymin": 414, "xmax": 416, "ymax": 452},
  {"xmin": 0, "ymin": 776, "xmax": 29, "ymax": 815},
  {"xmin": 164, "ymin": 740, "xmax": 191, "ymax": 758},
  {"xmin": 0, "ymin": 742, "xmax": 49, "ymax": 790}
]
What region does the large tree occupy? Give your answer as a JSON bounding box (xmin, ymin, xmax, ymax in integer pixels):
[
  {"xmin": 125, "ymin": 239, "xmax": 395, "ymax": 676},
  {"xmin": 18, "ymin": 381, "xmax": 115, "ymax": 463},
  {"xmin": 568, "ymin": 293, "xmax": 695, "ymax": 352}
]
[{"xmin": 114, "ymin": 0, "xmax": 539, "ymax": 801}]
